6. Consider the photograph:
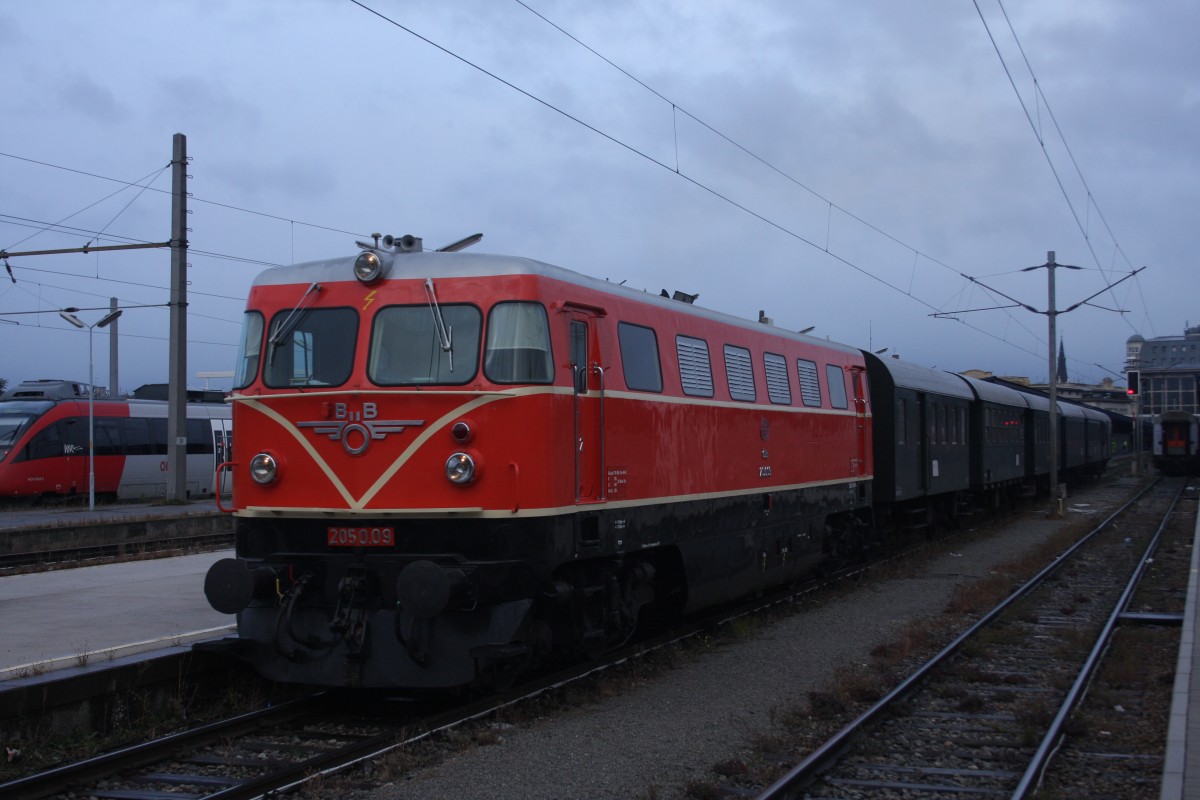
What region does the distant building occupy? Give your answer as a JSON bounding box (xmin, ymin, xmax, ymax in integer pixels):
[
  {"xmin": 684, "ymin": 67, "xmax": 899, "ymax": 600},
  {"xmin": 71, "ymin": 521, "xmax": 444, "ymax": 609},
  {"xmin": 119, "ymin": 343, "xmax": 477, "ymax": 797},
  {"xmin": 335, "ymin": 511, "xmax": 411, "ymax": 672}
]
[
  {"xmin": 1125, "ymin": 326, "xmax": 1200, "ymax": 416},
  {"xmin": 1028, "ymin": 376, "xmax": 1130, "ymax": 416},
  {"xmin": 962, "ymin": 369, "xmax": 1130, "ymax": 416}
]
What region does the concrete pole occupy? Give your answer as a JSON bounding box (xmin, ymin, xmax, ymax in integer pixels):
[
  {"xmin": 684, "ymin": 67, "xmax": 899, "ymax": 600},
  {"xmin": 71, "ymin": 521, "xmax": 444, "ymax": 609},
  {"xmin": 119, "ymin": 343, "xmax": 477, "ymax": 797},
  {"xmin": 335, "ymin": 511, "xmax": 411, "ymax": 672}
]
[
  {"xmin": 166, "ymin": 133, "xmax": 188, "ymax": 502},
  {"xmin": 1046, "ymin": 251, "xmax": 1061, "ymax": 518},
  {"xmin": 108, "ymin": 296, "xmax": 118, "ymax": 397}
]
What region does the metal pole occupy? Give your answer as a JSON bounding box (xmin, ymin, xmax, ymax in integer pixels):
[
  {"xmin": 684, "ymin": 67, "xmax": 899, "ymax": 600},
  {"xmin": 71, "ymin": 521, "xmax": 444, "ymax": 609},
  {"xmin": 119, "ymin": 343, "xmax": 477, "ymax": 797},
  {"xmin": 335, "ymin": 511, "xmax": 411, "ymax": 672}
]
[
  {"xmin": 1046, "ymin": 251, "xmax": 1060, "ymax": 517},
  {"xmin": 167, "ymin": 133, "xmax": 188, "ymax": 502}
]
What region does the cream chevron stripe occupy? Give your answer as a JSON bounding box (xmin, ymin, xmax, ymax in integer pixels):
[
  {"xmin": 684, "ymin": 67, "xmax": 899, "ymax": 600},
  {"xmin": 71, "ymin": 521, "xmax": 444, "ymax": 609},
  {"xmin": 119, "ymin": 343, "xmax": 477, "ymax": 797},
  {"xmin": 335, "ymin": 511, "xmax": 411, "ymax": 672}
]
[
  {"xmin": 233, "ymin": 386, "xmax": 565, "ymax": 509},
  {"xmin": 356, "ymin": 393, "xmax": 512, "ymax": 508},
  {"xmin": 238, "ymin": 397, "xmax": 358, "ymax": 506}
]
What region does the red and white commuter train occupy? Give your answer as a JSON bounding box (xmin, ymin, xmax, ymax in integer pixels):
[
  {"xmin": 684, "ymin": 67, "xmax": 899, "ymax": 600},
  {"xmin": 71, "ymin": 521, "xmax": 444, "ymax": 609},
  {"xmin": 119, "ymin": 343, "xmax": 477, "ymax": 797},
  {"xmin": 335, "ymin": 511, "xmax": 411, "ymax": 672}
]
[{"xmin": 0, "ymin": 379, "xmax": 232, "ymax": 500}]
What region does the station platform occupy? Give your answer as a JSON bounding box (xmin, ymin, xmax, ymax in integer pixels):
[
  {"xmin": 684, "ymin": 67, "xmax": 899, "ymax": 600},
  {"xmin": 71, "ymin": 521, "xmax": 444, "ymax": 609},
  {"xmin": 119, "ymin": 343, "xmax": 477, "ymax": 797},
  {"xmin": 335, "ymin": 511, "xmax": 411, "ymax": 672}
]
[
  {"xmin": 0, "ymin": 549, "xmax": 234, "ymax": 678},
  {"xmin": 1163, "ymin": 498, "xmax": 1200, "ymax": 799},
  {"xmin": 0, "ymin": 497, "xmax": 221, "ymax": 533}
]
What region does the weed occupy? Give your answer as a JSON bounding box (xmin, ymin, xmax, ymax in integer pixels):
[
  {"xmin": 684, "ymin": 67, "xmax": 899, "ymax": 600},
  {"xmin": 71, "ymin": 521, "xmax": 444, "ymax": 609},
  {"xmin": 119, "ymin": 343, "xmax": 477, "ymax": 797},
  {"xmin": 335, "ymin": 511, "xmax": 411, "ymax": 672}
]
[{"xmin": 73, "ymin": 642, "xmax": 91, "ymax": 668}]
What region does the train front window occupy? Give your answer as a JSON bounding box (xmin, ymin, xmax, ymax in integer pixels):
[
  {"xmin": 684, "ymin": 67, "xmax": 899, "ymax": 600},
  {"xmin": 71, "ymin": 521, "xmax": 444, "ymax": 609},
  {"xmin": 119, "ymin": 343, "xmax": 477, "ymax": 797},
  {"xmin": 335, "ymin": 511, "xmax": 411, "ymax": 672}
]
[
  {"xmin": 369, "ymin": 304, "xmax": 481, "ymax": 385},
  {"xmin": 263, "ymin": 307, "xmax": 358, "ymax": 388},
  {"xmin": 233, "ymin": 311, "xmax": 264, "ymax": 390},
  {"xmin": 0, "ymin": 401, "xmax": 55, "ymax": 462},
  {"xmin": 485, "ymin": 302, "xmax": 553, "ymax": 384}
]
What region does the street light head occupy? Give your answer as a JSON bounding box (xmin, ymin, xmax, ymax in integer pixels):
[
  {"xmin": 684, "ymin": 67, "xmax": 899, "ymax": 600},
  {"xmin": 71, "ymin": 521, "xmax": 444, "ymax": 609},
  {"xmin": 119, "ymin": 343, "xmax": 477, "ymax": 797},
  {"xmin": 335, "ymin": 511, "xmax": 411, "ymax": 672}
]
[
  {"xmin": 97, "ymin": 309, "xmax": 123, "ymax": 328},
  {"xmin": 59, "ymin": 311, "xmax": 85, "ymax": 329}
]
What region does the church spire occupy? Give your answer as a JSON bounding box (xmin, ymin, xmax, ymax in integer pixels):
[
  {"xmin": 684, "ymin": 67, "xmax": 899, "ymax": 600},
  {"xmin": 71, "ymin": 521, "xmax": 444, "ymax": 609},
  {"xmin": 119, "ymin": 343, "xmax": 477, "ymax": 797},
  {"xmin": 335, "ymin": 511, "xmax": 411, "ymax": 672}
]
[{"xmin": 1056, "ymin": 337, "xmax": 1068, "ymax": 384}]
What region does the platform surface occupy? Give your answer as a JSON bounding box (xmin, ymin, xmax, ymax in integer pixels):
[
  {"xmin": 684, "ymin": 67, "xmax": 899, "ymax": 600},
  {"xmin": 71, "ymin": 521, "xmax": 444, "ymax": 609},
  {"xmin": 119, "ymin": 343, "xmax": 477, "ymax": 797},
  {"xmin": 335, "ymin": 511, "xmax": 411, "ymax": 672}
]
[
  {"xmin": 1163, "ymin": 492, "xmax": 1200, "ymax": 799},
  {"xmin": 0, "ymin": 497, "xmax": 220, "ymax": 532},
  {"xmin": 0, "ymin": 549, "xmax": 233, "ymax": 677}
]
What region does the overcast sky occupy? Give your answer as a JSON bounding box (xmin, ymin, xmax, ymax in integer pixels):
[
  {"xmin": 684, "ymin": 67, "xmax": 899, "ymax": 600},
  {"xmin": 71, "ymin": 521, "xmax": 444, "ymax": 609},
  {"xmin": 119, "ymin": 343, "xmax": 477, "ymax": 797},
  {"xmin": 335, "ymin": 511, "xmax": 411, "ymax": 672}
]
[{"xmin": 1, "ymin": 1, "xmax": 1195, "ymax": 394}]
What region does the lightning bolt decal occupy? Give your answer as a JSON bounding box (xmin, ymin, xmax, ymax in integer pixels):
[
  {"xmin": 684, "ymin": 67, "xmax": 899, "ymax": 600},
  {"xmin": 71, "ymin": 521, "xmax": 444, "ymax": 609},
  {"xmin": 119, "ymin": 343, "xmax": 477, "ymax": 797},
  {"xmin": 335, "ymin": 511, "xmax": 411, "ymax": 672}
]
[{"xmin": 362, "ymin": 289, "xmax": 377, "ymax": 311}]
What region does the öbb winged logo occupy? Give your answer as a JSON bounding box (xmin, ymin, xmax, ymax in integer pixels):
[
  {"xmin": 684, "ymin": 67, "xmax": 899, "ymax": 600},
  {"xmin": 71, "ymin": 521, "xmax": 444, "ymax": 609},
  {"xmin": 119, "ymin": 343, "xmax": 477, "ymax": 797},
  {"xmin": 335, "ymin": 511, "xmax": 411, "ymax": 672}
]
[{"xmin": 298, "ymin": 402, "xmax": 424, "ymax": 456}]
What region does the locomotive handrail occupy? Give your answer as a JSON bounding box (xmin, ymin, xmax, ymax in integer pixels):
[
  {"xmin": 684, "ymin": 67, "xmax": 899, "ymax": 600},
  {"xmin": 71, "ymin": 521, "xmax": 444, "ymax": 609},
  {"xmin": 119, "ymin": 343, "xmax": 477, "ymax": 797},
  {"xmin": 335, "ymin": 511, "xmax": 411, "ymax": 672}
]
[
  {"xmin": 572, "ymin": 364, "xmax": 581, "ymax": 503},
  {"xmin": 215, "ymin": 461, "xmax": 235, "ymax": 513},
  {"xmin": 594, "ymin": 363, "xmax": 607, "ymax": 501}
]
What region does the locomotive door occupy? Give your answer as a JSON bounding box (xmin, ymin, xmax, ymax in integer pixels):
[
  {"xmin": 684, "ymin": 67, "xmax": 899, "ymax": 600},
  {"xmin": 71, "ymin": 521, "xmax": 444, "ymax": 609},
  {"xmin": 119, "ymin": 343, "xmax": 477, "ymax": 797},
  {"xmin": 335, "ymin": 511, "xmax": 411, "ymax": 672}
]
[
  {"xmin": 850, "ymin": 367, "xmax": 868, "ymax": 476},
  {"xmin": 567, "ymin": 313, "xmax": 605, "ymax": 503}
]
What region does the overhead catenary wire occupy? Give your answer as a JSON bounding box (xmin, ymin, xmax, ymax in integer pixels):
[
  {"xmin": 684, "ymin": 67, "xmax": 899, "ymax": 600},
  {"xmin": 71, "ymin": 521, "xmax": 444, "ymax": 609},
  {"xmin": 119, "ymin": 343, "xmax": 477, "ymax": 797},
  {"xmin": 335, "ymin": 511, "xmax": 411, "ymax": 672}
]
[
  {"xmin": 0, "ymin": 6, "xmax": 1142, "ymax": 384},
  {"xmin": 517, "ymin": 0, "xmax": 1144, "ymax": 380},
  {"xmin": 347, "ymin": 0, "xmax": 1065, "ymax": 369},
  {"xmin": 972, "ymin": 0, "xmax": 1146, "ymax": 337},
  {"xmin": 0, "ymin": 150, "xmax": 371, "ymax": 241},
  {"xmin": 513, "ymin": 0, "xmax": 1143, "ymax": 380}
]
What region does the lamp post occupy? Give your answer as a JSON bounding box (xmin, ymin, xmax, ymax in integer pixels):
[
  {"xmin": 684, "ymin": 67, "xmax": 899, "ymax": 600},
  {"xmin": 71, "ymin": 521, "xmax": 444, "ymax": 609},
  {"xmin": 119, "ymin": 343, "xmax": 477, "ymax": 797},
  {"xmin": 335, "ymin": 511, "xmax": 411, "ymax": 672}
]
[{"xmin": 59, "ymin": 308, "xmax": 123, "ymax": 510}]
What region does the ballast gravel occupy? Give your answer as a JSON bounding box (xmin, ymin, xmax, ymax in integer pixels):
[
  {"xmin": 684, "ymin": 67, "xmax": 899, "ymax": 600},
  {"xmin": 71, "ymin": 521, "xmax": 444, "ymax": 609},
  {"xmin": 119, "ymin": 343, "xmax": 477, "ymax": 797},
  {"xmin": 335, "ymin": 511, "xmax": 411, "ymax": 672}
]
[{"xmin": 370, "ymin": 476, "xmax": 1143, "ymax": 800}]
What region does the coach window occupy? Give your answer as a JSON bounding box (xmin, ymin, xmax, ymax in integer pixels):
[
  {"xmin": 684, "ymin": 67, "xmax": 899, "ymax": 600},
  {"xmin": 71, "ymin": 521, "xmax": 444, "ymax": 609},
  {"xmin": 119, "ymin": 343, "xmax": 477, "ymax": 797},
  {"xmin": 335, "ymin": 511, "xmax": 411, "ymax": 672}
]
[
  {"xmin": 233, "ymin": 311, "xmax": 264, "ymax": 389},
  {"xmin": 264, "ymin": 307, "xmax": 358, "ymax": 388},
  {"xmin": 187, "ymin": 419, "xmax": 215, "ymax": 455},
  {"xmin": 617, "ymin": 322, "xmax": 662, "ymax": 392},
  {"xmin": 370, "ymin": 304, "xmax": 483, "ymax": 385},
  {"xmin": 677, "ymin": 335, "xmax": 714, "ymax": 397},
  {"xmin": 151, "ymin": 419, "xmax": 172, "ymax": 455},
  {"xmin": 484, "ymin": 302, "xmax": 553, "ymax": 384},
  {"xmin": 724, "ymin": 345, "xmax": 756, "ymax": 402},
  {"xmin": 763, "ymin": 353, "xmax": 791, "ymax": 404},
  {"xmin": 796, "ymin": 359, "xmax": 822, "ymax": 407},
  {"xmin": 825, "ymin": 364, "xmax": 848, "ymax": 409},
  {"xmin": 897, "ymin": 398, "xmax": 906, "ymax": 445},
  {"xmin": 94, "ymin": 418, "xmax": 123, "ymax": 457},
  {"xmin": 124, "ymin": 418, "xmax": 154, "ymax": 456}
]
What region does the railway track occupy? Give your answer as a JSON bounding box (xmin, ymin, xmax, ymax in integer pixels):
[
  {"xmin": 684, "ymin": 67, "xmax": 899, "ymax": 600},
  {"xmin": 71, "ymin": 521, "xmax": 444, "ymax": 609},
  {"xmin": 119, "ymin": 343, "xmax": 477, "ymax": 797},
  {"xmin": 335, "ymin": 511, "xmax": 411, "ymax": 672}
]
[
  {"xmin": 0, "ymin": 691, "xmax": 443, "ymax": 800},
  {"xmin": 0, "ymin": 521, "xmax": 908, "ymax": 799},
  {"xmin": 2, "ymin": 479, "xmax": 1153, "ymax": 799},
  {"xmin": 758, "ymin": 475, "xmax": 1191, "ymax": 799}
]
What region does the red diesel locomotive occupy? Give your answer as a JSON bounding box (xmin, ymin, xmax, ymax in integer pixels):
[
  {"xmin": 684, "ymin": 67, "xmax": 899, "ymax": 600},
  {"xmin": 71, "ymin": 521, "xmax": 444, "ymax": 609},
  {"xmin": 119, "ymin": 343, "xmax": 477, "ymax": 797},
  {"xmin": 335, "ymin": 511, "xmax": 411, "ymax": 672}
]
[{"xmin": 204, "ymin": 234, "xmax": 874, "ymax": 688}]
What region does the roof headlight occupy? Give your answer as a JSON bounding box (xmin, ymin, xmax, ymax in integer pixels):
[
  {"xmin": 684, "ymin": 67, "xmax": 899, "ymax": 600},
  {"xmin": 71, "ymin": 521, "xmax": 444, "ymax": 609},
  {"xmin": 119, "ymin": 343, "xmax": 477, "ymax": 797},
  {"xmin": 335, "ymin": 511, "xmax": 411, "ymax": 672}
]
[
  {"xmin": 354, "ymin": 251, "xmax": 386, "ymax": 284},
  {"xmin": 249, "ymin": 452, "xmax": 279, "ymax": 484},
  {"xmin": 445, "ymin": 452, "xmax": 477, "ymax": 485}
]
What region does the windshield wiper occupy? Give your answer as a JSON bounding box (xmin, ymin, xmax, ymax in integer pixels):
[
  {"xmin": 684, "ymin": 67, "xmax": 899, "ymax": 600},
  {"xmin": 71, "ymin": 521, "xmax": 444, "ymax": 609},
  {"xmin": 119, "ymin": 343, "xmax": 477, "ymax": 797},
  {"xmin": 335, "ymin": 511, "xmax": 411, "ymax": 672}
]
[
  {"xmin": 423, "ymin": 278, "xmax": 454, "ymax": 372},
  {"xmin": 268, "ymin": 284, "xmax": 321, "ymax": 350}
]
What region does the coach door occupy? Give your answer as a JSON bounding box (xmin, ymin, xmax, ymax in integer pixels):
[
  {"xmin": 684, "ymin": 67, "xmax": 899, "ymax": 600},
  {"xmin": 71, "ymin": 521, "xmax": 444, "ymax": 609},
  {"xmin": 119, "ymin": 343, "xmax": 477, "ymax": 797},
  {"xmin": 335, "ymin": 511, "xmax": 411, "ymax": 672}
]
[
  {"xmin": 566, "ymin": 311, "xmax": 606, "ymax": 503},
  {"xmin": 212, "ymin": 418, "xmax": 233, "ymax": 495}
]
